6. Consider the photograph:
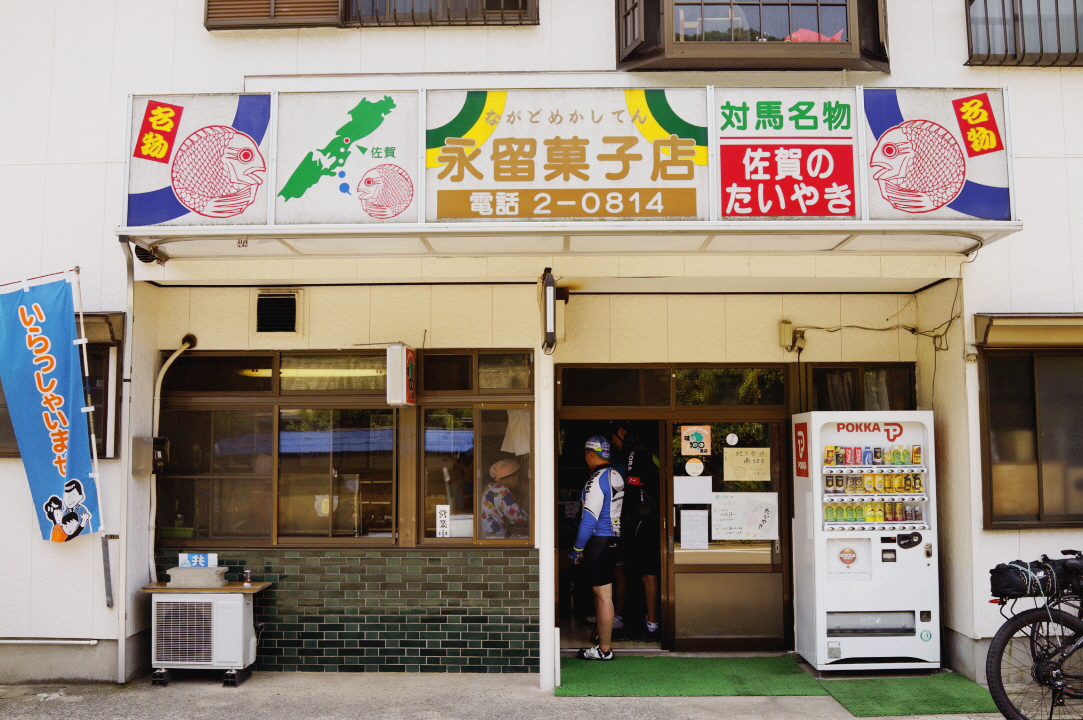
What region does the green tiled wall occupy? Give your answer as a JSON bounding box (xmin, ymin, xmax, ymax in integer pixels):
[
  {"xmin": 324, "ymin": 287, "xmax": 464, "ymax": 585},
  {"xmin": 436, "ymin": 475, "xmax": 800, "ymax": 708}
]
[{"xmin": 154, "ymin": 549, "xmax": 539, "ymax": 673}]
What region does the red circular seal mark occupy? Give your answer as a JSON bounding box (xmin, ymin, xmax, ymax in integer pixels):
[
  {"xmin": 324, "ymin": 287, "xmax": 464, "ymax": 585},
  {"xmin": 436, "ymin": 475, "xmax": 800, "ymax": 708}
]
[
  {"xmin": 839, "ymin": 548, "xmax": 857, "ymax": 565},
  {"xmin": 356, "ymin": 164, "xmax": 414, "ymax": 220}
]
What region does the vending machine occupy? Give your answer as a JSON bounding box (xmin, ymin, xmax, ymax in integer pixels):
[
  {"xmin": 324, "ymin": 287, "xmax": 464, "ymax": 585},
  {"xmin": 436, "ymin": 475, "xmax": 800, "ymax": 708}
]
[{"xmin": 792, "ymin": 411, "xmax": 940, "ymax": 671}]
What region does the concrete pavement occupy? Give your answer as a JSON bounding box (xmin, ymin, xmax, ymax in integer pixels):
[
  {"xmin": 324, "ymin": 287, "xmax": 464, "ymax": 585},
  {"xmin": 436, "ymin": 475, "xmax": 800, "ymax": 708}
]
[{"xmin": 0, "ymin": 671, "xmax": 1003, "ymax": 720}]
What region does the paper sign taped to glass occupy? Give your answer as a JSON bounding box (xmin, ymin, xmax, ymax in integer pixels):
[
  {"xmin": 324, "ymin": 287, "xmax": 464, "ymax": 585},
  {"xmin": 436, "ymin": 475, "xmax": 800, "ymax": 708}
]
[
  {"xmin": 723, "ymin": 447, "xmax": 770, "ymax": 481},
  {"xmin": 711, "ymin": 492, "xmax": 778, "ymax": 540}
]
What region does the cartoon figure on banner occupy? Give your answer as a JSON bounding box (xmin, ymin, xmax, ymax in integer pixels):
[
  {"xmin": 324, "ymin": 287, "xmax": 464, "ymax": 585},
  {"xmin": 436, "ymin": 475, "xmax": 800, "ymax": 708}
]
[
  {"xmin": 171, "ymin": 125, "xmax": 266, "ymax": 218},
  {"xmin": 869, "ymin": 119, "xmax": 965, "ymax": 213},
  {"xmin": 42, "ymin": 479, "xmax": 92, "ymax": 543},
  {"xmin": 356, "ymin": 164, "xmax": 414, "ymax": 219}
]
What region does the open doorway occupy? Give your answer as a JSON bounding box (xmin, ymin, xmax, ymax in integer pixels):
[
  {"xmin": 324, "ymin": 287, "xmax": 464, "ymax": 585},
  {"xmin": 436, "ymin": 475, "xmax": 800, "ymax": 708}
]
[{"xmin": 557, "ymin": 419, "xmax": 664, "ymax": 651}]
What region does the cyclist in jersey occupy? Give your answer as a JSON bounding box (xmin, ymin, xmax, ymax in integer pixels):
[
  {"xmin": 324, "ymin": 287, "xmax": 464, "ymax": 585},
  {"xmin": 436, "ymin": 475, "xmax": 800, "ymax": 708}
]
[{"xmin": 569, "ymin": 435, "xmax": 625, "ymax": 661}]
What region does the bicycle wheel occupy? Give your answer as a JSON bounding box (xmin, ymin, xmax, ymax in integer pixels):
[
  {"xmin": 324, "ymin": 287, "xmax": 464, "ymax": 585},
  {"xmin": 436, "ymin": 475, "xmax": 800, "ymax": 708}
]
[{"xmin": 987, "ymin": 607, "xmax": 1083, "ymax": 720}]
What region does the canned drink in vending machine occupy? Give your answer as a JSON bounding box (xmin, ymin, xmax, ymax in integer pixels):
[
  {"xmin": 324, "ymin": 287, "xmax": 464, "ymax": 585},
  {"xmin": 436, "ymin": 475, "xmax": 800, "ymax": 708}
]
[
  {"xmin": 912, "ymin": 445, "xmax": 922, "ymax": 465},
  {"xmin": 903, "ymin": 475, "xmax": 914, "ymax": 492},
  {"xmin": 862, "ymin": 447, "xmax": 873, "ymax": 465},
  {"xmin": 895, "ymin": 502, "xmax": 905, "ymax": 522},
  {"xmin": 823, "ymin": 446, "xmax": 836, "ymax": 466},
  {"xmin": 853, "ymin": 447, "xmax": 863, "ymax": 465},
  {"xmin": 855, "ymin": 503, "xmax": 866, "ymax": 522},
  {"xmin": 836, "ymin": 447, "xmax": 846, "ymax": 466},
  {"xmin": 901, "ymin": 445, "xmax": 912, "ymax": 465},
  {"xmin": 904, "ymin": 505, "xmax": 915, "ymax": 522},
  {"xmin": 913, "ymin": 474, "xmax": 924, "ymax": 493},
  {"xmin": 873, "ymin": 447, "xmax": 884, "ymax": 465},
  {"xmin": 844, "ymin": 447, "xmax": 854, "ymax": 466},
  {"xmin": 874, "ymin": 475, "xmax": 885, "ymax": 493},
  {"xmin": 825, "ymin": 477, "xmax": 834, "ymax": 494},
  {"xmin": 863, "ymin": 474, "xmax": 876, "ymax": 493}
]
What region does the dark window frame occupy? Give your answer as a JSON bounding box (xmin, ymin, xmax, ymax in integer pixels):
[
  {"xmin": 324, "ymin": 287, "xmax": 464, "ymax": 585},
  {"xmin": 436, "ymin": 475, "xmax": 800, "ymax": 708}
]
[
  {"xmin": 967, "ymin": 0, "xmax": 1083, "ymax": 67},
  {"xmin": 204, "ymin": 0, "xmax": 540, "ymax": 30},
  {"xmin": 800, "ymin": 362, "xmax": 917, "ymax": 414},
  {"xmin": 419, "ymin": 349, "xmax": 534, "ymax": 399},
  {"xmin": 415, "ymin": 399, "xmax": 535, "ymax": 549},
  {"xmin": 156, "ymin": 349, "xmax": 534, "ymax": 549},
  {"xmin": 980, "ymin": 347, "xmax": 1083, "ymax": 529},
  {"xmin": 618, "ymin": 0, "xmax": 889, "ymax": 71}
]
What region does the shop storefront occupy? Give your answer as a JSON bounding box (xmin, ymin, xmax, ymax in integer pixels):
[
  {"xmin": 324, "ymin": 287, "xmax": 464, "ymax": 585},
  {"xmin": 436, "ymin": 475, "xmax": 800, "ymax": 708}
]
[{"xmin": 117, "ymin": 80, "xmax": 1019, "ymax": 686}]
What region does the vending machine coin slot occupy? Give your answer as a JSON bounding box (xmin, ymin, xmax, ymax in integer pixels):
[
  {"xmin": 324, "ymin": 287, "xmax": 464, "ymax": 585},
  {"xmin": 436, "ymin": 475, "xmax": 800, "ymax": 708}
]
[
  {"xmin": 882, "ymin": 549, "xmax": 897, "ymax": 562},
  {"xmin": 897, "ymin": 532, "xmax": 922, "ymax": 549},
  {"xmin": 920, "ymin": 611, "xmax": 932, "ymax": 622},
  {"xmin": 924, "ymin": 543, "xmax": 933, "ymax": 558}
]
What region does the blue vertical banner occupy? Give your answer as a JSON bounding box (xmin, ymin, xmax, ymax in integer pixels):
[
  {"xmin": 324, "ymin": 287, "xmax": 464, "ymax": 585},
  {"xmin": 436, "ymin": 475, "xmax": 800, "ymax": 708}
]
[{"xmin": 0, "ymin": 279, "xmax": 100, "ymax": 542}]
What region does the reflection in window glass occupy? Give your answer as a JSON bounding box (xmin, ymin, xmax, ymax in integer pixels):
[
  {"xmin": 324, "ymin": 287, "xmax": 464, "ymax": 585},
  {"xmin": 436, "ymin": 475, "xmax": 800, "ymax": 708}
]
[
  {"xmin": 676, "ymin": 368, "xmax": 785, "ymax": 405},
  {"xmin": 280, "ymin": 355, "xmax": 387, "ymax": 392},
  {"xmin": 278, "ymin": 409, "xmax": 395, "ymax": 537},
  {"xmin": 811, "ymin": 368, "xmax": 858, "ymax": 411},
  {"xmin": 1036, "ymin": 356, "xmax": 1083, "ymax": 518},
  {"xmin": 479, "ymin": 353, "xmax": 532, "ymax": 390},
  {"xmin": 863, "ymin": 366, "xmax": 914, "ymax": 411},
  {"xmin": 157, "ymin": 409, "xmax": 273, "ymax": 540},
  {"xmin": 675, "ymin": 1, "xmax": 847, "ymax": 42},
  {"xmin": 162, "ymin": 355, "xmax": 274, "ymax": 393},
  {"xmin": 424, "ymin": 355, "xmax": 473, "ymax": 392},
  {"xmin": 986, "ymin": 355, "xmax": 1039, "ymax": 520},
  {"xmin": 479, "ymin": 409, "xmax": 531, "ymax": 540},
  {"xmin": 561, "ymin": 367, "xmax": 670, "ymax": 406},
  {"xmin": 423, "ymin": 409, "xmax": 475, "ymax": 538}
]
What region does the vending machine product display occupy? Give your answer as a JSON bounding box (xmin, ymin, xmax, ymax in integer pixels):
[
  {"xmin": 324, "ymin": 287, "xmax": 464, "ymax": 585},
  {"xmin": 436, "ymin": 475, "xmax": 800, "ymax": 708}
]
[{"xmin": 792, "ymin": 411, "xmax": 939, "ymax": 671}]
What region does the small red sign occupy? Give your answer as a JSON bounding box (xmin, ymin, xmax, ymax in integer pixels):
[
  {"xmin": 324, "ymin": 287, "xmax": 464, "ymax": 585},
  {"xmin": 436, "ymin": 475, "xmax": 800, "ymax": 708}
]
[
  {"xmin": 720, "ymin": 142, "xmax": 856, "ymax": 217},
  {"xmin": 405, "ymin": 347, "xmax": 417, "ymax": 405},
  {"xmin": 795, "ymin": 422, "xmax": 809, "ymax": 478},
  {"xmin": 951, "ymin": 92, "xmax": 1003, "ymax": 158},
  {"xmin": 133, "ymin": 100, "xmax": 184, "ymax": 164}
]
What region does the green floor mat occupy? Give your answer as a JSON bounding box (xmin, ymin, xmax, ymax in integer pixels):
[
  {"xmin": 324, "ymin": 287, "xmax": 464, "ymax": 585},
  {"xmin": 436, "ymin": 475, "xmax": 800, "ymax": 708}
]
[
  {"xmin": 556, "ymin": 655, "xmax": 830, "ymax": 697},
  {"xmin": 818, "ymin": 672, "xmax": 999, "ymax": 717}
]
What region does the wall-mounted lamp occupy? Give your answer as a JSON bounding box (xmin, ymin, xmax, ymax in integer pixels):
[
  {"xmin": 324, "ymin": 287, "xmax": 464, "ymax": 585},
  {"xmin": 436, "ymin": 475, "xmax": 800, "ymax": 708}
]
[{"xmin": 541, "ymin": 269, "xmax": 557, "ymax": 355}]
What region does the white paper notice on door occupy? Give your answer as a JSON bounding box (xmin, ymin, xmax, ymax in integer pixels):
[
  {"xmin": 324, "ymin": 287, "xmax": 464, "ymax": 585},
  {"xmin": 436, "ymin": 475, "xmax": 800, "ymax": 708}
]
[
  {"xmin": 680, "ymin": 509, "xmax": 710, "ymax": 550},
  {"xmin": 711, "ymin": 492, "xmax": 779, "ymax": 540},
  {"xmin": 674, "ymin": 476, "xmax": 712, "ymax": 504}
]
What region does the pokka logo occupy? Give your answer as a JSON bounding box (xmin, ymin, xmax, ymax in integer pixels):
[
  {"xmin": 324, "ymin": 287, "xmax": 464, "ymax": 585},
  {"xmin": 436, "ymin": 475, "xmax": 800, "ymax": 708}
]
[
  {"xmin": 839, "ymin": 547, "xmax": 858, "ymax": 565},
  {"xmin": 834, "ymin": 422, "xmax": 904, "ymax": 442},
  {"xmin": 795, "ymin": 422, "xmax": 808, "ymax": 478}
]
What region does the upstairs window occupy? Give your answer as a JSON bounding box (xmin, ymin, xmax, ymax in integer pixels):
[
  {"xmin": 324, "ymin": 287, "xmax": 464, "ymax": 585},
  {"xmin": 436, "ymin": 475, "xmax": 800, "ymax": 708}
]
[
  {"xmin": 619, "ymin": 0, "xmax": 888, "ymax": 71},
  {"xmin": 968, "ymin": 0, "xmax": 1083, "ymax": 66},
  {"xmin": 346, "ymin": 0, "xmax": 537, "ymax": 26},
  {"xmin": 205, "ymin": 0, "xmax": 344, "ymax": 29}
]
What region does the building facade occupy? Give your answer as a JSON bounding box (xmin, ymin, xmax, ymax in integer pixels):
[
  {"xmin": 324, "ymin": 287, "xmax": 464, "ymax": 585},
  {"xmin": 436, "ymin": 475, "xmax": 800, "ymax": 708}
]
[{"xmin": 0, "ymin": 0, "xmax": 1080, "ymax": 689}]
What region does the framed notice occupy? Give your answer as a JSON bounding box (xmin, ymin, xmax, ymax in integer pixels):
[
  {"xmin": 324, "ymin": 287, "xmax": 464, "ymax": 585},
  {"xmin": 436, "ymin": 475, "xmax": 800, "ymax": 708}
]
[
  {"xmin": 680, "ymin": 425, "xmax": 711, "ymax": 455},
  {"xmin": 711, "ymin": 492, "xmax": 778, "ymax": 540},
  {"xmin": 723, "ymin": 447, "xmax": 770, "ymax": 481}
]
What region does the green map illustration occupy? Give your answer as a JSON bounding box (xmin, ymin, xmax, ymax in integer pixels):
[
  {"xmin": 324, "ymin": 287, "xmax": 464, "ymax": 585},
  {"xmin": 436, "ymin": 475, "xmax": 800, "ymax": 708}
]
[{"xmin": 279, "ymin": 96, "xmax": 397, "ymax": 201}]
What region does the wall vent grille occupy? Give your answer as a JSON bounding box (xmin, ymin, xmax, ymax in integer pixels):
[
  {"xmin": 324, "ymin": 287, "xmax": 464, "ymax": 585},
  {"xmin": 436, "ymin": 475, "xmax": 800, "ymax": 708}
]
[
  {"xmin": 154, "ymin": 601, "xmax": 213, "ymax": 664},
  {"xmin": 257, "ymin": 293, "xmax": 298, "ymax": 333}
]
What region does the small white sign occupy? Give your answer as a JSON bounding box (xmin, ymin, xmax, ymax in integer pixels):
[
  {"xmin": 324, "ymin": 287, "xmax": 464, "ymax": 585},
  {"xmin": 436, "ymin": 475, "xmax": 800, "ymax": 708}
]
[
  {"xmin": 684, "ymin": 457, "xmax": 704, "ymax": 476},
  {"xmin": 726, "ymin": 433, "xmax": 739, "ymax": 446},
  {"xmin": 681, "ymin": 509, "xmax": 710, "ymax": 550},
  {"xmin": 826, "ymin": 538, "xmax": 873, "ymax": 581},
  {"xmin": 436, "ymin": 504, "xmax": 451, "ymax": 538},
  {"xmin": 711, "ymin": 492, "xmax": 779, "ymax": 540},
  {"xmin": 674, "ymin": 476, "xmax": 712, "ymax": 504}
]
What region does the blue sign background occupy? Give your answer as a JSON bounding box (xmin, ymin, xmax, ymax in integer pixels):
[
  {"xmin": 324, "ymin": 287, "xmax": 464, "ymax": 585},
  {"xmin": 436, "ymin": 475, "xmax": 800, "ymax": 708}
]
[{"xmin": 0, "ymin": 280, "xmax": 100, "ymax": 541}]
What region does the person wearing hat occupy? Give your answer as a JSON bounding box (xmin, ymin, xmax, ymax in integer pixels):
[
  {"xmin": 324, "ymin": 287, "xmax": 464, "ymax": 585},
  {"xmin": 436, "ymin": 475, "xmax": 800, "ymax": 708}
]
[
  {"xmin": 569, "ymin": 435, "xmax": 625, "ymax": 661},
  {"xmin": 481, "ymin": 458, "xmax": 528, "ymax": 539}
]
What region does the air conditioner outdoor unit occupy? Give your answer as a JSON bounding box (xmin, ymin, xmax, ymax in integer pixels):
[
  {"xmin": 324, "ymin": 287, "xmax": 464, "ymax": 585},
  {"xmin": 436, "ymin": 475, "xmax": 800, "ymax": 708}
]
[{"xmin": 152, "ymin": 593, "xmax": 257, "ymax": 684}]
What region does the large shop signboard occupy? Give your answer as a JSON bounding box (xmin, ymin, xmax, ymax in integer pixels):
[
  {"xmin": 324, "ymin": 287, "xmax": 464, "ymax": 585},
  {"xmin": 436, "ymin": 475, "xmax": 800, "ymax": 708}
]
[
  {"xmin": 124, "ymin": 88, "xmax": 1013, "ymax": 227},
  {"xmin": 424, "ymin": 89, "xmax": 709, "ymax": 221}
]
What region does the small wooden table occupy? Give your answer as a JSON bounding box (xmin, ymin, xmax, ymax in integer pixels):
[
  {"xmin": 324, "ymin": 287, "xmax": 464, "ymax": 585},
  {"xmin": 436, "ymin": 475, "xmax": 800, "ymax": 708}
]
[
  {"xmin": 140, "ymin": 582, "xmax": 272, "ymax": 594},
  {"xmin": 141, "ymin": 582, "xmax": 271, "ymax": 686}
]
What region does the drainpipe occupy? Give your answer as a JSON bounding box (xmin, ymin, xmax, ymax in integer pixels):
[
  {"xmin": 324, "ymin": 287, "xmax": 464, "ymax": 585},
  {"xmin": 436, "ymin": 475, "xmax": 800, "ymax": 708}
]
[
  {"xmin": 537, "ymin": 350, "xmax": 556, "ymax": 690},
  {"xmin": 148, "ymin": 333, "xmax": 196, "ymax": 583},
  {"xmin": 117, "ymin": 238, "xmax": 135, "ymax": 684}
]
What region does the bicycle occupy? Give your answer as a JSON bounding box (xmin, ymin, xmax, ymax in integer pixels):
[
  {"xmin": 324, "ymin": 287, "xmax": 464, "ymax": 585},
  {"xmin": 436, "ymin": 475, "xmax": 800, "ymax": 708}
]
[{"xmin": 987, "ymin": 550, "xmax": 1083, "ymax": 720}]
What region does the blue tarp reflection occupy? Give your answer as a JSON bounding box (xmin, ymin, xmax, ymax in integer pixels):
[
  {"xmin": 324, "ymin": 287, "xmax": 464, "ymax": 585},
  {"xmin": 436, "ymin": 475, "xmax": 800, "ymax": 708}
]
[{"xmin": 212, "ymin": 428, "xmax": 473, "ymax": 456}]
